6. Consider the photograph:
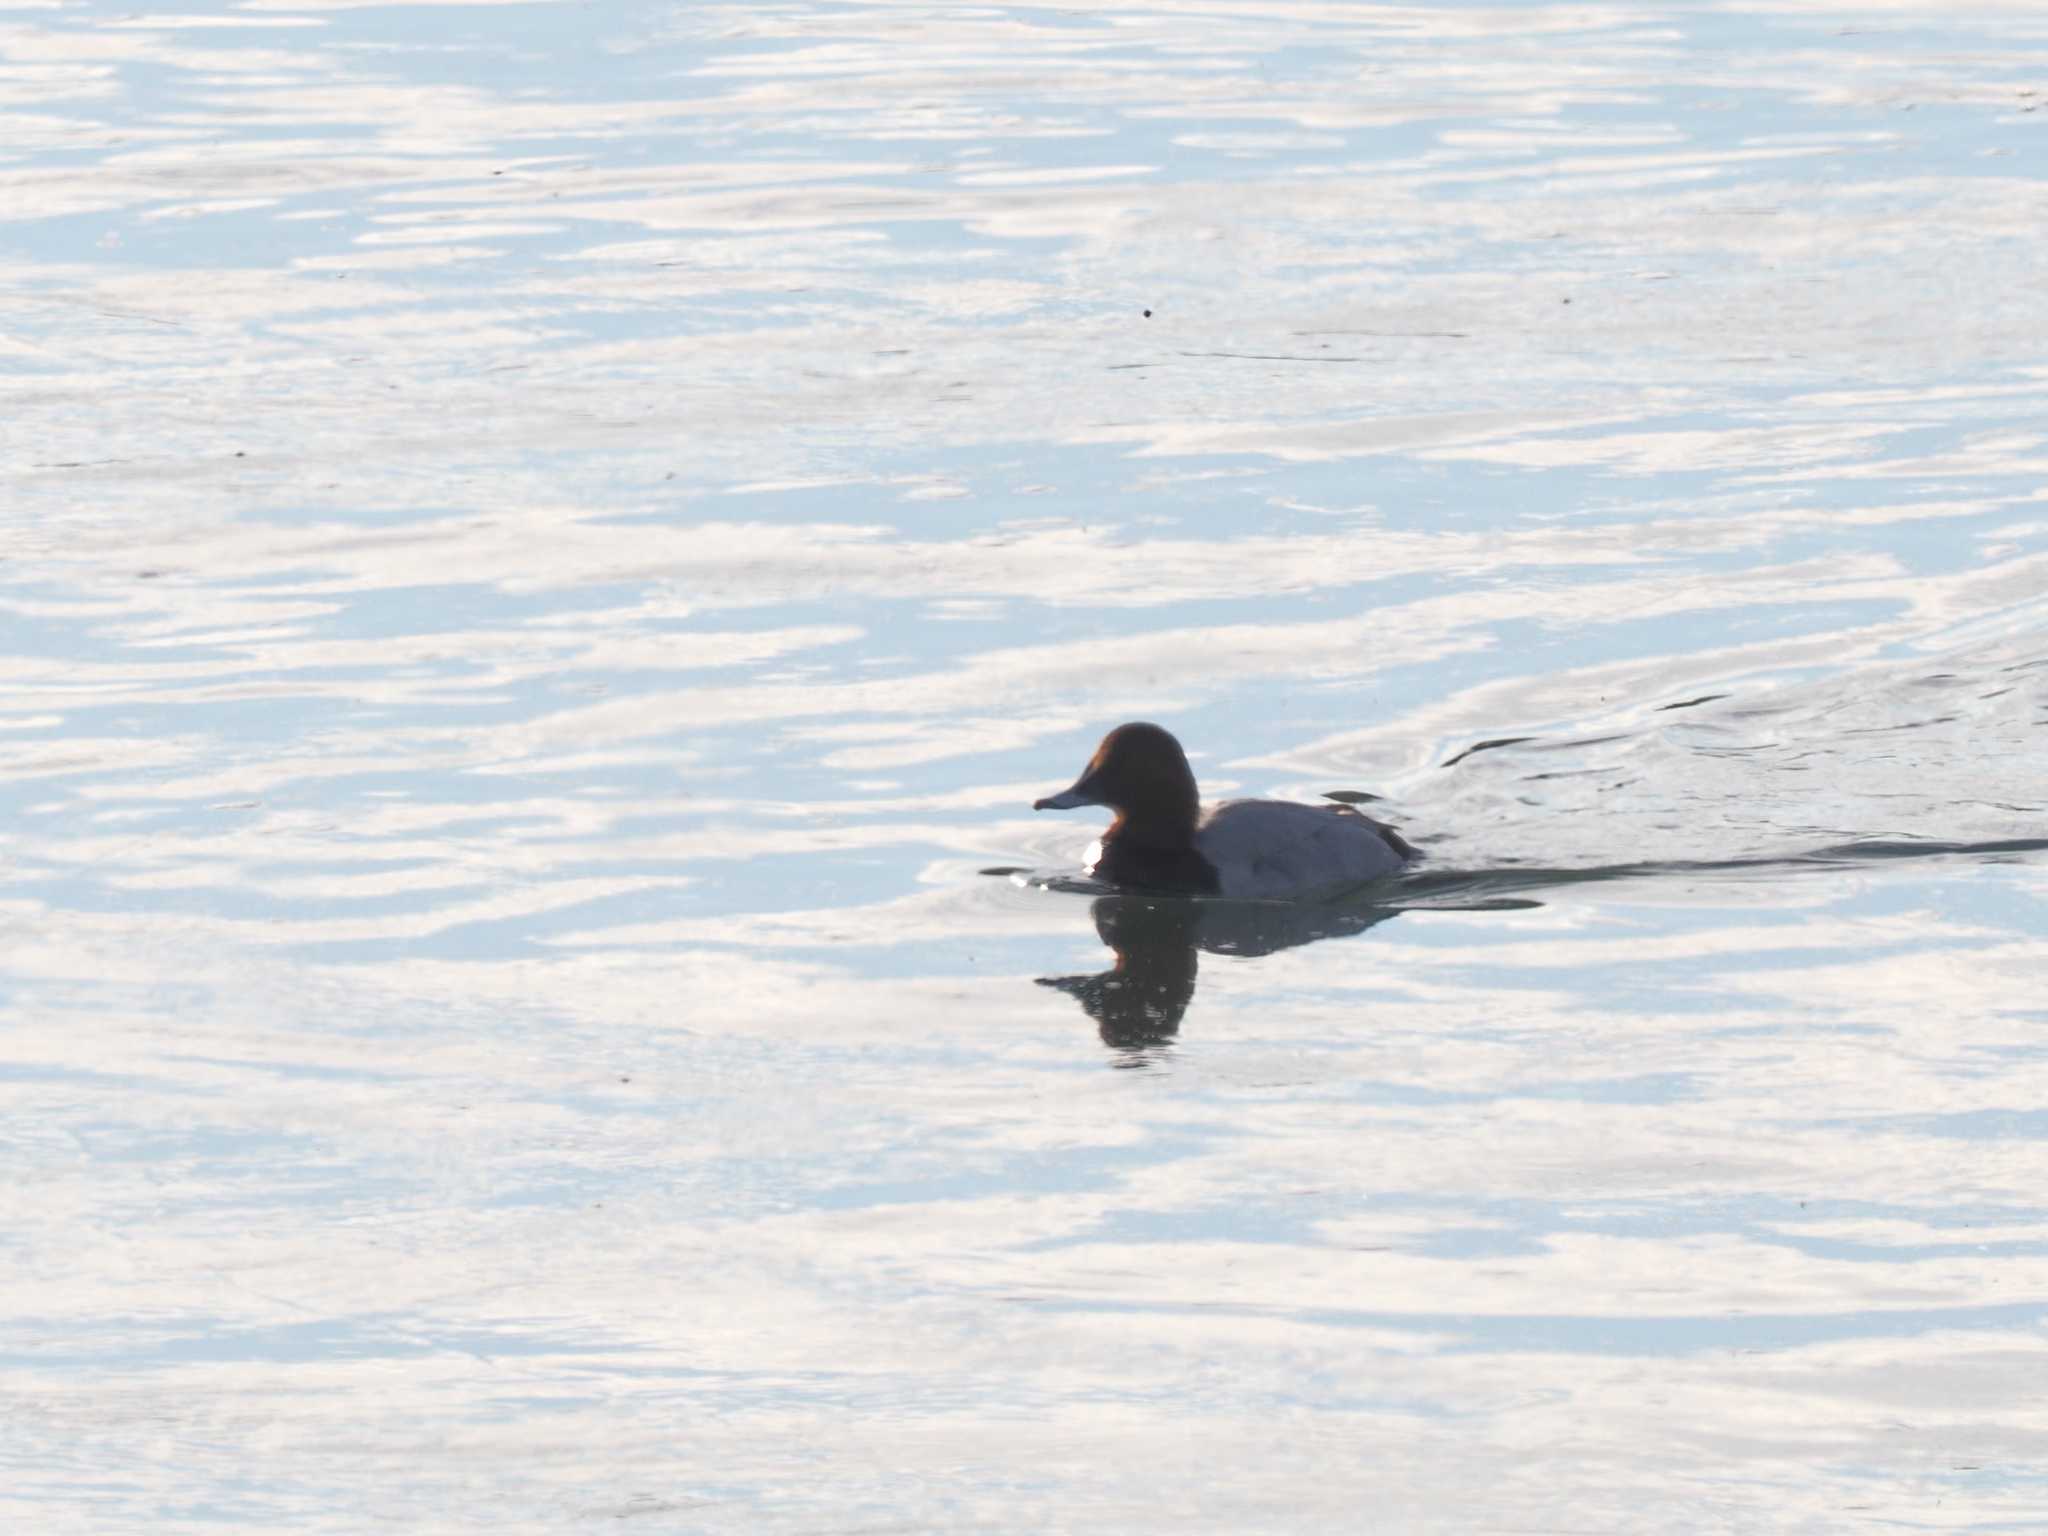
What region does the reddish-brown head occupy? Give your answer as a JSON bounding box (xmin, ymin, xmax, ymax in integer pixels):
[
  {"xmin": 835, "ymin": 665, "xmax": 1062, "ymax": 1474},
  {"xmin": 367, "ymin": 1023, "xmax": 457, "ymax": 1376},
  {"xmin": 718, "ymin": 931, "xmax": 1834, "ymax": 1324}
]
[{"xmin": 1032, "ymin": 722, "xmax": 1202, "ymax": 846}]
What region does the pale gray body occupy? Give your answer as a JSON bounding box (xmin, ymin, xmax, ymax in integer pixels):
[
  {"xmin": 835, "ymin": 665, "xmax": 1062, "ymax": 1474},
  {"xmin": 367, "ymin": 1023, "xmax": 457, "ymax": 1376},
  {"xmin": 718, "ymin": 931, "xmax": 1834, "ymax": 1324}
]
[{"xmin": 1180, "ymin": 798, "xmax": 1411, "ymax": 900}]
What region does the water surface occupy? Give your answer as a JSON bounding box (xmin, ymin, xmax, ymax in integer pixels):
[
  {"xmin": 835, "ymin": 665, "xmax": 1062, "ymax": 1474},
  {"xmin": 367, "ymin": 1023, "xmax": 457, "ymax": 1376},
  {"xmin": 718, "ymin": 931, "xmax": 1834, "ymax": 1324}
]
[{"xmin": 4, "ymin": 1, "xmax": 2048, "ymax": 1529}]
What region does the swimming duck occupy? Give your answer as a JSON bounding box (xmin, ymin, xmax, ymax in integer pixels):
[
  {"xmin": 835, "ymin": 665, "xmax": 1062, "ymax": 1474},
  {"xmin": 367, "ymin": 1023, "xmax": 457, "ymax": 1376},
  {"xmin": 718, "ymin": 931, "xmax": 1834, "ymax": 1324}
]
[{"xmin": 1033, "ymin": 722, "xmax": 1415, "ymax": 900}]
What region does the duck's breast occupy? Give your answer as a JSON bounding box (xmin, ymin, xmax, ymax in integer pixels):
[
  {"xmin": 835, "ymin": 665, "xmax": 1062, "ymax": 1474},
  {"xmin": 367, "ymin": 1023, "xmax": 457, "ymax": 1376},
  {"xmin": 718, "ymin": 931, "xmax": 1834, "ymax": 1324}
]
[{"xmin": 1194, "ymin": 799, "xmax": 1410, "ymax": 900}]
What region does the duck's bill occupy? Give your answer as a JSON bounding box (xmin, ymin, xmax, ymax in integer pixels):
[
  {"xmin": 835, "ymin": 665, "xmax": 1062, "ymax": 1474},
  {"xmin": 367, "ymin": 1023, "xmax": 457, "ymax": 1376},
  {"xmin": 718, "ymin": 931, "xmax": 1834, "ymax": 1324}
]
[{"xmin": 1033, "ymin": 783, "xmax": 1099, "ymax": 811}]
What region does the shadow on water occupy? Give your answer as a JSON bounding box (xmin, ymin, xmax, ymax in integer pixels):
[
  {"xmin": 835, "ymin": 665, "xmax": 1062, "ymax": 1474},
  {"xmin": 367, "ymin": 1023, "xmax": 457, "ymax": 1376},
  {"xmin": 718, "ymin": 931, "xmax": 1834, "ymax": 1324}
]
[
  {"xmin": 1004, "ymin": 834, "xmax": 2048, "ymax": 1060},
  {"xmin": 1034, "ymin": 895, "xmax": 1418, "ymax": 1057},
  {"xmin": 1396, "ymin": 834, "xmax": 2048, "ymax": 906}
]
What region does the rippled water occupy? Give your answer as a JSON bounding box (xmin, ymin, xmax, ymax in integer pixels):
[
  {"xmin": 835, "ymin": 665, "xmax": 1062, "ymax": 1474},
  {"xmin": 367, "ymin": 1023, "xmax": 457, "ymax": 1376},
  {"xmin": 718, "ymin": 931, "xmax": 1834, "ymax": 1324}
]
[{"xmin": 6, "ymin": 1, "xmax": 2048, "ymax": 1529}]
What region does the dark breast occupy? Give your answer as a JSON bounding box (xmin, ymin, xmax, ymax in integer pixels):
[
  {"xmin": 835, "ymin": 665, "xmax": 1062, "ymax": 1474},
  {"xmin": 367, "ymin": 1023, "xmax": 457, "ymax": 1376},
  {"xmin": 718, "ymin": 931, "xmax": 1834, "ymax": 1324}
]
[{"xmin": 1090, "ymin": 836, "xmax": 1222, "ymax": 896}]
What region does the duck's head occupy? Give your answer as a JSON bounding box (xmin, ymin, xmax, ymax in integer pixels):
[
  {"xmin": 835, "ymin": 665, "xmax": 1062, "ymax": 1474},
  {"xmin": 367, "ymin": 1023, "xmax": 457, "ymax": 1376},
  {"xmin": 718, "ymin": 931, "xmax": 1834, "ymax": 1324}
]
[{"xmin": 1033, "ymin": 722, "xmax": 1201, "ymax": 842}]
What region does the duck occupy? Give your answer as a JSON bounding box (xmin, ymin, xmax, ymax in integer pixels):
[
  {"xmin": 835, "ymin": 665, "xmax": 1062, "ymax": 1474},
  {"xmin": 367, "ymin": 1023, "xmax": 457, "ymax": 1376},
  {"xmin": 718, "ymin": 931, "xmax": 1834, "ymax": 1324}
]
[{"xmin": 1033, "ymin": 722, "xmax": 1416, "ymax": 900}]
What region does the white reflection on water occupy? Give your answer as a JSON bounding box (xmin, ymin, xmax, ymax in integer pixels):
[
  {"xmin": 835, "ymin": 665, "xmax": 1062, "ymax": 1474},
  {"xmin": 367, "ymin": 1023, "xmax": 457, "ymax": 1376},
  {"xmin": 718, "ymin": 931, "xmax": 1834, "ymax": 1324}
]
[{"xmin": 4, "ymin": 0, "xmax": 2048, "ymax": 1529}]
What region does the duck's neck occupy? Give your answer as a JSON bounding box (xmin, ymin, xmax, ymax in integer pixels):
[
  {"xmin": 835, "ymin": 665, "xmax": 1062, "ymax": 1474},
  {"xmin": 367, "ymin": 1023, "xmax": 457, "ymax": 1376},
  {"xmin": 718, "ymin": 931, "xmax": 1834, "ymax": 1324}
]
[
  {"xmin": 1091, "ymin": 743, "xmax": 1208, "ymax": 891},
  {"xmin": 1100, "ymin": 775, "xmax": 1212, "ymax": 893},
  {"xmin": 1096, "ymin": 814, "xmax": 1220, "ymax": 895},
  {"xmin": 1106, "ymin": 800, "xmax": 1197, "ymax": 851}
]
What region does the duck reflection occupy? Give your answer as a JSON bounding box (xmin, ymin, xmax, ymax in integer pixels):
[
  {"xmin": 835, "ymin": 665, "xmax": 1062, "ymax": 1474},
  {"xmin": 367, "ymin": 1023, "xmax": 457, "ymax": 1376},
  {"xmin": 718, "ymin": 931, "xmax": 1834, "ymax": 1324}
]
[{"xmin": 1037, "ymin": 895, "xmax": 1401, "ymax": 1053}]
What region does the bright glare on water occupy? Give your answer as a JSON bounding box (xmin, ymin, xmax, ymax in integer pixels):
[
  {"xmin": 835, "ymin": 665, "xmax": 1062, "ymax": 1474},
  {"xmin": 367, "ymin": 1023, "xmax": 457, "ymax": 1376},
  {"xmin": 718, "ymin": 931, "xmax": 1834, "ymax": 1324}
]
[{"xmin": 5, "ymin": 0, "xmax": 2048, "ymax": 1529}]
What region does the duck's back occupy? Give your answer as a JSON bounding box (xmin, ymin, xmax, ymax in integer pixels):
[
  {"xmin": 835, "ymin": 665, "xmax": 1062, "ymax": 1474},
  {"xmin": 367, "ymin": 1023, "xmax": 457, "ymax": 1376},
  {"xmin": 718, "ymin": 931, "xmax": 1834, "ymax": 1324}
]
[{"xmin": 1194, "ymin": 799, "xmax": 1412, "ymax": 900}]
